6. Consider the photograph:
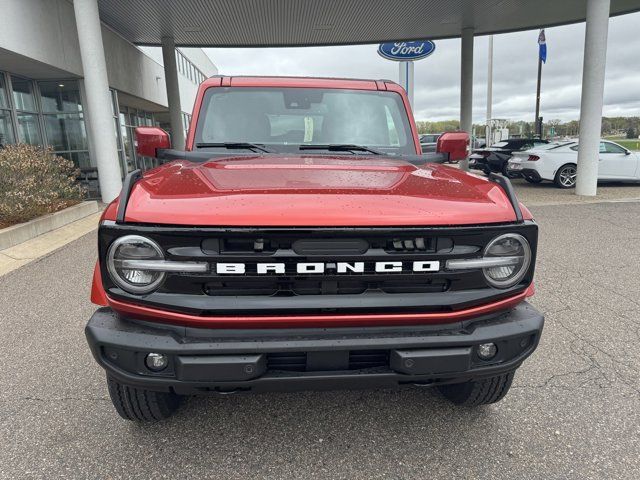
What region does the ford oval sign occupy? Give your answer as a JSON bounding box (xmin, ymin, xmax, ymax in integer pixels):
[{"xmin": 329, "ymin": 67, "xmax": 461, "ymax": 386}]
[{"xmin": 377, "ymin": 41, "xmax": 436, "ymax": 61}]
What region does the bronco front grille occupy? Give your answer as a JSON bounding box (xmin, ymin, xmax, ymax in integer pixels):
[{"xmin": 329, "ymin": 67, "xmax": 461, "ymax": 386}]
[
  {"xmin": 99, "ymin": 223, "xmax": 538, "ymax": 316},
  {"xmin": 201, "ymin": 276, "xmax": 449, "ymax": 296}
]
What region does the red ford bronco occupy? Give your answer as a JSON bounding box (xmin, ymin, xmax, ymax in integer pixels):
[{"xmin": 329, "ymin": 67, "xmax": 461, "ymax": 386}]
[{"xmin": 86, "ymin": 76, "xmax": 543, "ymax": 421}]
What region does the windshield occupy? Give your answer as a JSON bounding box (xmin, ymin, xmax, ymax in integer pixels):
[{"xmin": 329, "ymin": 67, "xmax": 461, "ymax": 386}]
[
  {"xmin": 421, "ymin": 134, "xmax": 440, "ymax": 143},
  {"xmin": 194, "ymin": 87, "xmax": 416, "ymax": 155}
]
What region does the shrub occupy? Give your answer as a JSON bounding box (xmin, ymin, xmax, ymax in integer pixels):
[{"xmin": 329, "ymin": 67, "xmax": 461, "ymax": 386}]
[{"xmin": 0, "ymin": 144, "xmax": 86, "ymax": 228}]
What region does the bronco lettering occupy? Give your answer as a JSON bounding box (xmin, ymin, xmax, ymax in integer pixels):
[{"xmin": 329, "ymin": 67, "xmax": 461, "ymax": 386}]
[{"xmin": 213, "ymin": 261, "xmax": 441, "ymax": 274}]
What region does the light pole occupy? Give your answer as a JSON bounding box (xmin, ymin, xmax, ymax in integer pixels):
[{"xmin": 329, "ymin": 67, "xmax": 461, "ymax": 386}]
[
  {"xmin": 398, "ymin": 61, "xmax": 415, "ymax": 108},
  {"xmin": 486, "ymin": 35, "xmax": 494, "ymax": 146}
]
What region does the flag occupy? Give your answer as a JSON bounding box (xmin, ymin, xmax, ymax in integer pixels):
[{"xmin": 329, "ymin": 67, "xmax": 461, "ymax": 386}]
[{"xmin": 538, "ymin": 29, "xmax": 547, "ymax": 63}]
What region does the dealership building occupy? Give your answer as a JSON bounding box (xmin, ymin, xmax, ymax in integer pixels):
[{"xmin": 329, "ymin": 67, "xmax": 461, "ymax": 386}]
[{"xmin": 0, "ymin": 0, "xmax": 217, "ymax": 197}]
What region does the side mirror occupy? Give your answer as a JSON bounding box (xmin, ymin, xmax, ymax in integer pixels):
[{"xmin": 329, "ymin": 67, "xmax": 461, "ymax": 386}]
[
  {"xmin": 625, "ymin": 149, "xmax": 631, "ymax": 155},
  {"xmin": 436, "ymin": 131, "xmax": 470, "ymax": 161},
  {"xmin": 135, "ymin": 127, "xmax": 171, "ymax": 158}
]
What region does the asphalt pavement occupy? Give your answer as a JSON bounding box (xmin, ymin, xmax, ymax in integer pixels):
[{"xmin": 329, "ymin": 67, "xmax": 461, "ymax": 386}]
[{"xmin": 1, "ymin": 200, "xmax": 639, "ymax": 479}]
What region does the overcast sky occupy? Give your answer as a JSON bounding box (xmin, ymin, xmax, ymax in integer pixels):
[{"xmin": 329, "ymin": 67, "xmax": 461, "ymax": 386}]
[{"xmin": 201, "ymin": 11, "xmax": 640, "ymax": 123}]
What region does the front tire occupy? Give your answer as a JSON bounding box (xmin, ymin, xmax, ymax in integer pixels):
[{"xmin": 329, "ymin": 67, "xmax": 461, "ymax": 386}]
[
  {"xmin": 438, "ymin": 371, "xmax": 515, "ymax": 406},
  {"xmin": 107, "ymin": 375, "xmax": 181, "ymax": 421},
  {"xmin": 554, "ymin": 164, "xmax": 577, "ymax": 188}
]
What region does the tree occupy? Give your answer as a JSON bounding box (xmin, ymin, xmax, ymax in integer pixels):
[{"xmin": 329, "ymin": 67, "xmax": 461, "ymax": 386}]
[
  {"xmin": 543, "ymin": 119, "xmax": 561, "ymax": 139},
  {"xmin": 413, "ymin": 116, "xmax": 640, "ymax": 139}
]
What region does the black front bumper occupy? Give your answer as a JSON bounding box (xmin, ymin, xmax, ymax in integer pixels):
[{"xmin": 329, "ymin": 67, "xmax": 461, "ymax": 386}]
[{"xmin": 85, "ymin": 303, "xmax": 544, "ymax": 395}]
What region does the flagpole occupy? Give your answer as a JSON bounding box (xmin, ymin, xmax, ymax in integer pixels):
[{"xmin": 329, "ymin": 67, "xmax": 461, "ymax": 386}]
[
  {"xmin": 486, "ymin": 35, "xmax": 493, "ymax": 145},
  {"xmin": 535, "ymin": 29, "xmax": 545, "ymax": 138},
  {"xmin": 535, "ymin": 54, "xmax": 542, "ymax": 137}
]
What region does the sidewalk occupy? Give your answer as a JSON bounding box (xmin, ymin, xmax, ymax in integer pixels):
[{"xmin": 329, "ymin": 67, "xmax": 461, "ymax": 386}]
[{"xmin": 0, "ymin": 212, "xmax": 101, "ymax": 276}]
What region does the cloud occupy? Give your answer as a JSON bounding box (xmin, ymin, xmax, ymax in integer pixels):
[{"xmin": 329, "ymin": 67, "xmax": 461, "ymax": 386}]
[{"xmin": 203, "ymin": 11, "xmax": 640, "ymax": 123}]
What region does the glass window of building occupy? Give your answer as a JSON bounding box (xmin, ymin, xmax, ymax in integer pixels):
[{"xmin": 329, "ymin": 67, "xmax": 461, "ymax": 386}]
[
  {"xmin": 182, "ymin": 112, "xmax": 191, "ymax": 137},
  {"xmin": 119, "ymin": 110, "xmax": 135, "ymax": 173},
  {"xmin": 11, "ymin": 76, "xmax": 37, "ymax": 111},
  {"xmin": 43, "ymin": 114, "xmax": 88, "ymax": 151},
  {"xmin": 39, "ymin": 80, "xmax": 83, "ymax": 113},
  {"xmin": 0, "ymin": 111, "xmax": 14, "ymax": 146},
  {"xmin": 38, "ymin": 80, "xmax": 90, "ymax": 167},
  {"xmin": 16, "ymin": 113, "xmax": 42, "ymax": 146},
  {"xmin": 0, "ymin": 74, "xmax": 15, "ymax": 145},
  {"xmin": 119, "ymin": 106, "xmax": 160, "ymax": 173},
  {"xmin": 176, "ymin": 52, "xmax": 181, "ymax": 73},
  {"xmin": 110, "ymin": 90, "xmax": 127, "ymax": 178},
  {"xmin": 0, "ymin": 74, "xmax": 9, "ymax": 108},
  {"xmin": 11, "ymin": 75, "xmax": 43, "ymax": 146}
]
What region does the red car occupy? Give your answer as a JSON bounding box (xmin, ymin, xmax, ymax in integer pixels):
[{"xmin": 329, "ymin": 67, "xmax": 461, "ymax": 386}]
[{"xmin": 86, "ymin": 76, "xmax": 543, "ymax": 421}]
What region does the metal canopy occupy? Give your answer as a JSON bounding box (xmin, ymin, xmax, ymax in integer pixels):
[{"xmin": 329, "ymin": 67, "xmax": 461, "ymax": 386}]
[{"xmin": 96, "ymin": 0, "xmax": 640, "ymax": 47}]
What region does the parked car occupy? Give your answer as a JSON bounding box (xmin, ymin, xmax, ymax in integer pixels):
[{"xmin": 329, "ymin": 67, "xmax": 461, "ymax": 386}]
[
  {"xmin": 469, "ymin": 138, "xmax": 550, "ymax": 177},
  {"xmin": 86, "ymin": 76, "xmax": 543, "ymax": 421},
  {"xmin": 420, "ymin": 133, "xmax": 442, "ymax": 152},
  {"xmin": 508, "ymin": 139, "xmax": 640, "ymax": 188},
  {"xmin": 472, "ymin": 136, "xmax": 486, "ymax": 149}
]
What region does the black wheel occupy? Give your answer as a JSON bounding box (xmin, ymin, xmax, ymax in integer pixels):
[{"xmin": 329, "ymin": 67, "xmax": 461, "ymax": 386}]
[
  {"xmin": 107, "ymin": 375, "xmax": 181, "ymax": 421},
  {"xmin": 438, "ymin": 371, "xmax": 515, "ymax": 406},
  {"xmin": 554, "ymin": 164, "xmax": 577, "ymax": 188},
  {"xmin": 524, "ymin": 175, "xmax": 543, "ymax": 184}
]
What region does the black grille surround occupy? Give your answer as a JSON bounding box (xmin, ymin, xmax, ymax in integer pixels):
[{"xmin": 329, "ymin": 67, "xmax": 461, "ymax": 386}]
[{"xmin": 99, "ymin": 221, "xmax": 538, "ymax": 317}]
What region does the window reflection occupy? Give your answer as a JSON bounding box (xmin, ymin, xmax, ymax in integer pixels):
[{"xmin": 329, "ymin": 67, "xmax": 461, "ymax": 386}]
[
  {"xmin": 11, "ymin": 76, "xmax": 37, "ymax": 111},
  {"xmin": 43, "ymin": 113, "xmax": 87, "ymax": 151},
  {"xmin": 38, "ymin": 80, "xmax": 89, "ymax": 167},
  {"xmin": 39, "ymin": 81, "xmax": 83, "ymax": 113},
  {"xmin": 0, "ymin": 75, "xmax": 14, "ymax": 145},
  {"xmin": 0, "ymin": 110, "xmax": 15, "ymax": 146},
  {"xmin": 0, "ymin": 75, "xmax": 9, "ymax": 109},
  {"xmin": 119, "ymin": 106, "xmax": 160, "ymax": 174},
  {"xmin": 16, "ymin": 113, "xmax": 42, "ymax": 145}
]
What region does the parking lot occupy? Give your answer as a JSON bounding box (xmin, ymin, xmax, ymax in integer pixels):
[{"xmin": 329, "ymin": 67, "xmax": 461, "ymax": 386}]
[{"xmin": 1, "ymin": 186, "xmax": 639, "ymax": 479}]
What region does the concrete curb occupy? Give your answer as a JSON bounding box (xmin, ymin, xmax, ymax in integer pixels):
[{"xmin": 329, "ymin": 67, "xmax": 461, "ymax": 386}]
[{"xmin": 0, "ymin": 201, "xmax": 99, "ymax": 250}]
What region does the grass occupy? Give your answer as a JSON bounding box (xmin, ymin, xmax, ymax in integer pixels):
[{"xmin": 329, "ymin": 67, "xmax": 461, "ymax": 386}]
[{"xmin": 603, "ymin": 137, "xmax": 640, "ymax": 151}]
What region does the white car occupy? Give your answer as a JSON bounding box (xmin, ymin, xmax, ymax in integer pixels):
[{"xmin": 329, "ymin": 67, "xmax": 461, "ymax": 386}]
[{"xmin": 508, "ymin": 140, "xmax": 640, "ymax": 188}]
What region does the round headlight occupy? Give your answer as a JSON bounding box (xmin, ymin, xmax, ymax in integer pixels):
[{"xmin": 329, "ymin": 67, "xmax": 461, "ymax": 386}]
[
  {"xmin": 107, "ymin": 235, "xmax": 165, "ymax": 294},
  {"xmin": 483, "ymin": 233, "xmax": 531, "ymax": 288}
]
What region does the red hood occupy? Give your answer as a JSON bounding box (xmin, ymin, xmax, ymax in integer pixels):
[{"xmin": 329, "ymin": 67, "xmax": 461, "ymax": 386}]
[{"xmin": 120, "ymin": 155, "xmax": 519, "ymax": 226}]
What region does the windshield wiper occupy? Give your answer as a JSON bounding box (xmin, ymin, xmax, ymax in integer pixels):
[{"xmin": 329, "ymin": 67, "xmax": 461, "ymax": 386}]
[
  {"xmin": 195, "ymin": 142, "xmax": 273, "ymax": 153},
  {"xmin": 299, "ymin": 144, "xmax": 383, "ymax": 155}
]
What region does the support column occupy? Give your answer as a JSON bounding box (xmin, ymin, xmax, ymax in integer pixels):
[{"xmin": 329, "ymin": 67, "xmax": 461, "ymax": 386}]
[
  {"xmin": 73, "ymin": 0, "xmax": 122, "ymax": 203},
  {"xmin": 399, "ymin": 61, "xmax": 415, "ymax": 108},
  {"xmin": 575, "ymin": 0, "xmax": 610, "ymax": 196},
  {"xmin": 460, "ymin": 27, "xmax": 474, "ymax": 171},
  {"xmin": 161, "ymin": 36, "xmax": 185, "ymax": 150}
]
